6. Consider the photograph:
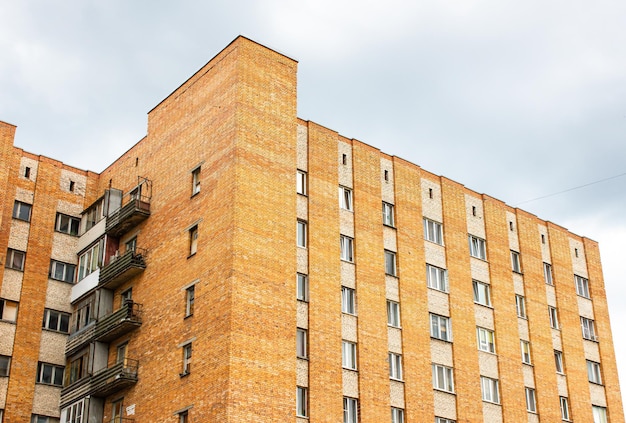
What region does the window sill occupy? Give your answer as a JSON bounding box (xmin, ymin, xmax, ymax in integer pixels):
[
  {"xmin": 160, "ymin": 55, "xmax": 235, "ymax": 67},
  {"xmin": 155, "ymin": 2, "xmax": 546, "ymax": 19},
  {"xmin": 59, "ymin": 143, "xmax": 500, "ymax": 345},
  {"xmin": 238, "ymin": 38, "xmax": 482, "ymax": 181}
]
[
  {"xmin": 383, "ymin": 223, "xmax": 396, "ymax": 229},
  {"xmin": 433, "ymin": 388, "xmax": 456, "ymax": 395},
  {"xmin": 425, "ymin": 239, "xmax": 444, "ymax": 247},
  {"xmin": 473, "ymin": 302, "xmax": 493, "ymax": 309},
  {"xmin": 297, "ymin": 299, "xmax": 309, "ymax": 303},
  {"xmin": 522, "ymin": 362, "xmax": 533, "ymax": 367},
  {"xmin": 431, "ymin": 336, "xmax": 453, "ymax": 344},
  {"xmin": 296, "ymin": 356, "xmax": 309, "ymax": 361},
  {"xmin": 385, "ymin": 273, "xmax": 399, "ymax": 278},
  {"xmin": 478, "ymin": 349, "xmax": 497, "ymax": 355},
  {"xmin": 5, "ymin": 267, "xmax": 24, "ymax": 273},
  {"xmin": 179, "ymin": 371, "xmax": 191, "ymax": 378},
  {"xmin": 0, "ymin": 319, "xmax": 16, "ymax": 325},
  {"xmin": 342, "ymin": 367, "xmax": 358, "ymax": 372},
  {"xmin": 469, "ymin": 256, "xmax": 488, "ymax": 262},
  {"xmin": 42, "ymin": 328, "xmax": 69, "ymax": 335},
  {"xmin": 184, "ymin": 314, "xmax": 193, "ymax": 320},
  {"xmin": 482, "ymin": 400, "xmax": 501, "ymax": 406},
  {"xmin": 187, "ymin": 252, "xmax": 197, "ymax": 259},
  {"xmin": 35, "ymin": 382, "xmax": 63, "ymax": 388},
  {"xmin": 387, "ymin": 324, "xmax": 402, "ymax": 330},
  {"xmin": 513, "ymin": 270, "xmax": 524, "ymax": 275},
  {"xmin": 340, "ymin": 259, "xmax": 354, "ymax": 264},
  {"xmin": 342, "ymin": 311, "xmax": 357, "ymax": 317},
  {"xmin": 428, "ymin": 286, "xmax": 449, "ymax": 294},
  {"xmin": 390, "ymin": 377, "xmax": 404, "ymax": 383},
  {"xmin": 190, "ymin": 191, "xmax": 201, "ymax": 199}
]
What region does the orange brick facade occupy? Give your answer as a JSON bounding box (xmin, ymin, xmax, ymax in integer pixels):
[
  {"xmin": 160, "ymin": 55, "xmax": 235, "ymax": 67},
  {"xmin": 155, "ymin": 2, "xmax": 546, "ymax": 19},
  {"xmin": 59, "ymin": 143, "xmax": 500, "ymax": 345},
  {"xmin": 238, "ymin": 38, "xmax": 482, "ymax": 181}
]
[{"xmin": 0, "ymin": 36, "xmax": 624, "ymax": 423}]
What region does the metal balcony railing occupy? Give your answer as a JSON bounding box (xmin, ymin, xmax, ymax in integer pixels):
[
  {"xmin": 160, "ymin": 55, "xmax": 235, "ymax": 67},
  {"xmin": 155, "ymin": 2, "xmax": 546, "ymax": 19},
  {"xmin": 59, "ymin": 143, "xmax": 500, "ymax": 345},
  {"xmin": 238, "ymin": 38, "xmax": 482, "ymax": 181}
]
[
  {"xmin": 105, "ymin": 196, "xmax": 151, "ymax": 238},
  {"xmin": 99, "ymin": 250, "xmax": 146, "ymax": 289},
  {"xmin": 95, "ymin": 301, "xmax": 143, "ymax": 342}
]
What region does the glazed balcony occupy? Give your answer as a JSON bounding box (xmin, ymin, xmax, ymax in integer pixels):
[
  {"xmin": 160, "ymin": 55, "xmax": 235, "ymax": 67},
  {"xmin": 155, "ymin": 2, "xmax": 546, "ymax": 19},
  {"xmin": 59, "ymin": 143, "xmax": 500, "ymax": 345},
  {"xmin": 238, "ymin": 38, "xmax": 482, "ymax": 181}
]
[
  {"xmin": 99, "ymin": 249, "xmax": 146, "ymax": 290},
  {"xmin": 95, "ymin": 301, "xmax": 143, "ymax": 343},
  {"xmin": 61, "ymin": 359, "xmax": 139, "ymax": 407},
  {"xmin": 105, "ymin": 197, "xmax": 150, "ymax": 238}
]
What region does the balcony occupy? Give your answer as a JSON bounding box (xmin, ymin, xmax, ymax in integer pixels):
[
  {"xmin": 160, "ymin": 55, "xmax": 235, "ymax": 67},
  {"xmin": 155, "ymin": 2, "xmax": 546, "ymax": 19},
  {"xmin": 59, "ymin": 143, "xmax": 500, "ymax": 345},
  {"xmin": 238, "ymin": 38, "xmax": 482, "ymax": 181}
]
[
  {"xmin": 99, "ymin": 250, "xmax": 146, "ymax": 290},
  {"xmin": 106, "ymin": 198, "xmax": 150, "ymax": 238},
  {"xmin": 95, "ymin": 301, "xmax": 143, "ymax": 343},
  {"xmin": 61, "ymin": 359, "xmax": 139, "ymax": 408}
]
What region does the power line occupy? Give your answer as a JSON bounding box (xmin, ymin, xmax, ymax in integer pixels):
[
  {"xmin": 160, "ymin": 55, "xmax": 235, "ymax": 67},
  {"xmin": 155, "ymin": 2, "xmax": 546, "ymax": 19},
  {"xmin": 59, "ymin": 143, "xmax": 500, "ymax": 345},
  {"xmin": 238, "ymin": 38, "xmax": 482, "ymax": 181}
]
[{"xmin": 515, "ymin": 171, "xmax": 626, "ymax": 206}]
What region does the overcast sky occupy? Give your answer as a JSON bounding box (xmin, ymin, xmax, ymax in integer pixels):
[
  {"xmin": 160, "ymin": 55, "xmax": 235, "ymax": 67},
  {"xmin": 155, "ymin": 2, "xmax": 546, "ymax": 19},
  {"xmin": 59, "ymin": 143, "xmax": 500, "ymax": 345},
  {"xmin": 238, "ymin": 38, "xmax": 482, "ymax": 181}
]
[{"xmin": 2, "ymin": 0, "xmax": 625, "ymax": 405}]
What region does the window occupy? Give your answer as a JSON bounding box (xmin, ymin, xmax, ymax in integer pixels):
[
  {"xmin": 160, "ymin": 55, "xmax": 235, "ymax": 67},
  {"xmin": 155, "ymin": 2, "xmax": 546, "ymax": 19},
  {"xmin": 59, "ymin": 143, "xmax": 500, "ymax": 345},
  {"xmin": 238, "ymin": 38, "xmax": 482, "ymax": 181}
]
[
  {"xmin": 13, "ymin": 201, "xmax": 32, "ymax": 221},
  {"xmin": 189, "ymin": 225, "xmax": 198, "ymax": 256},
  {"xmin": 477, "ymin": 327, "xmax": 495, "ymax": 353},
  {"xmin": 391, "ymin": 407, "xmax": 404, "ymax": 423},
  {"xmin": 581, "ymin": 317, "xmax": 597, "ymax": 341},
  {"xmin": 430, "ymin": 313, "xmax": 451, "ymax": 341},
  {"xmin": 121, "ymin": 288, "xmax": 133, "ymax": 304},
  {"xmin": 481, "ymin": 376, "xmax": 500, "ymax": 403},
  {"xmin": 296, "ymin": 386, "xmax": 308, "ymax": 417},
  {"xmin": 297, "ymin": 221, "xmax": 307, "ymax": 248},
  {"xmin": 116, "ymin": 343, "xmax": 127, "ymax": 364},
  {"xmin": 549, "ymin": 307, "xmax": 559, "ymax": 329},
  {"xmin": 181, "ymin": 343, "xmax": 192, "ymax": 375},
  {"xmin": 297, "ymin": 328, "xmax": 308, "ymax": 359},
  {"xmin": 432, "ymin": 364, "xmax": 454, "ymax": 392},
  {"xmin": 61, "ymin": 399, "xmax": 85, "ymax": 423},
  {"xmin": 42, "ymin": 309, "xmax": 70, "ymax": 333},
  {"xmin": 340, "ymin": 235, "xmax": 354, "ymax": 262},
  {"xmin": 511, "ymin": 251, "xmax": 522, "ymax": 273},
  {"xmin": 185, "ymin": 285, "xmax": 195, "ymax": 317},
  {"xmin": 384, "ymin": 170, "xmax": 389, "ymax": 181},
  {"xmin": 77, "ymin": 240, "xmax": 102, "ymax": 281},
  {"xmin": 342, "ymin": 154, "xmax": 347, "ymax": 165},
  {"xmin": 67, "ymin": 352, "xmax": 88, "ymax": 384},
  {"xmin": 69, "ymin": 180, "xmax": 75, "ymax": 192},
  {"xmin": 592, "ymin": 406, "xmax": 607, "ymax": 423},
  {"xmin": 554, "ymin": 350, "xmax": 564, "ymax": 374},
  {"xmin": 84, "ymin": 200, "xmax": 103, "ymax": 231},
  {"xmin": 544, "ymin": 262, "xmax": 553, "ymax": 285},
  {"xmin": 6, "ymin": 248, "xmax": 25, "ymax": 271},
  {"xmin": 385, "ymin": 250, "xmax": 397, "ymax": 276},
  {"xmin": 427, "ymin": 264, "xmax": 448, "ymax": 292},
  {"xmin": 55, "ymin": 213, "xmax": 80, "ymax": 236},
  {"xmin": 341, "ymin": 287, "xmax": 356, "ymax": 315},
  {"xmin": 32, "ymin": 415, "xmax": 59, "ymax": 423},
  {"xmin": 560, "ymin": 397, "xmax": 570, "ymax": 421},
  {"xmin": 382, "ymin": 202, "xmax": 395, "ymax": 226},
  {"xmin": 525, "ymin": 387, "xmax": 537, "ymax": 413},
  {"xmin": 515, "ymin": 295, "xmax": 527, "ymax": 318},
  {"xmin": 191, "ymin": 166, "xmax": 201, "ymax": 195},
  {"xmin": 436, "ymin": 418, "xmax": 455, "ymax": 423},
  {"xmin": 342, "ymin": 341, "xmax": 357, "ymax": 370},
  {"xmin": 388, "ymin": 353, "xmax": 403, "ymax": 380},
  {"xmin": 339, "ymin": 186, "xmax": 353, "ymax": 211},
  {"xmin": 0, "ymin": 299, "xmax": 18, "ymax": 322},
  {"xmin": 111, "ymin": 398, "xmax": 123, "ymax": 423},
  {"xmin": 343, "ymin": 397, "xmax": 358, "ymax": 423},
  {"xmin": 575, "ymin": 275, "xmax": 590, "ymax": 298},
  {"xmin": 25, "ymin": 166, "xmax": 31, "ymax": 178},
  {"xmin": 71, "ymin": 298, "xmax": 94, "ymax": 333},
  {"xmin": 587, "ymin": 360, "xmax": 602, "ymax": 384},
  {"xmin": 125, "ymin": 236, "xmax": 137, "ymax": 254},
  {"xmin": 468, "ymin": 235, "xmax": 486, "ymax": 260},
  {"xmin": 296, "ymin": 170, "xmax": 307, "ymax": 195},
  {"xmin": 473, "ymin": 280, "xmax": 491, "ymax": 306},
  {"xmin": 0, "ymin": 355, "xmax": 10, "ymax": 377},
  {"xmin": 178, "ymin": 410, "xmax": 189, "ymax": 423},
  {"xmin": 297, "ymin": 273, "xmax": 308, "ymax": 302},
  {"xmin": 521, "ymin": 340, "xmax": 532, "ymax": 364},
  {"xmin": 36, "ymin": 362, "xmax": 64, "ymax": 386},
  {"xmin": 424, "ymin": 218, "xmax": 443, "ymax": 245},
  {"xmin": 50, "ymin": 260, "xmax": 76, "ymax": 283},
  {"xmin": 387, "ymin": 301, "xmax": 401, "ymax": 328}
]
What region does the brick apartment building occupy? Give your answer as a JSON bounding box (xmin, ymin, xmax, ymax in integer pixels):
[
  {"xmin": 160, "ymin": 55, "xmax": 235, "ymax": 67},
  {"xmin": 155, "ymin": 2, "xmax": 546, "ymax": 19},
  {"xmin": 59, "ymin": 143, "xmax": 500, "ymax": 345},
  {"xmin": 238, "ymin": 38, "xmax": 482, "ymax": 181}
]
[{"xmin": 0, "ymin": 36, "xmax": 624, "ymax": 423}]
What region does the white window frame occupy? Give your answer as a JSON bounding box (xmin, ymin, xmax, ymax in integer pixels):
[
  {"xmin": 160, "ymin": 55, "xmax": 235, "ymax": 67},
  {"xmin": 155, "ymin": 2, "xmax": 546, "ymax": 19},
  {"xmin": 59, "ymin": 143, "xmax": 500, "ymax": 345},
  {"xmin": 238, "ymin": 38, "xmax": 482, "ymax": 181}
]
[
  {"xmin": 55, "ymin": 213, "xmax": 80, "ymax": 236},
  {"xmin": 343, "ymin": 397, "xmax": 358, "ymax": 423},
  {"xmin": 525, "ymin": 387, "xmax": 537, "ymax": 413},
  {"xmin": 297, "ymin": 328, "xmax": 308, "ymax": 359},
  {"xmin": 477, "ymin": 327, "xmax": 495, "ymax": 353},
  {"xmin": 388, "ymin": 352, "xmax": 403, "ymax": 380},
  {"xmin": 391, "ymin": 407, "xmax": 404, "ymax": 423},
  {"xmin": 515, "ymin": 295, "xmax": 527, "ymax": 318},
  {"xmin": 339, "ymin": 186, "xmax": 353, "ymax": 211},
  {"xmin": 191, "ymin": 166, "xmax": 201, "ymax": 196},
  {"xmin": 560, "ymin": 396, "xmax": 570, "ymax": 421},
  {"xmin": 432, "ymin": 364, "xmax": 454, "ymax": 392},
  {"xmin": 182, "ymin": 343, "xmax": 192, "ymax": 375},
  {"xmin": 296, "ymin": 170, "xmax": 307, "ymax": 195},
  {"xmin": 13, "ymin": 200, "xmax": 32, "ymax": 221},
  {"xmin": 575, "ymin": 275, "xmax": 590, "ymax": 298},
  {"xmin": 481, "ymin": 376, "xmax": 500, "ymax": 404},
  {"xmin": 340, "ymin": 235, "xmax": 354, "ymax": 262},
  {"xmin": 342, "ymin": 341, "xmax": 357, "ymax": 370},
  {"xmin": 0, "ymin": 355, "xmax": 11, "ymax": 377},
  {"xmin": 297, "ymin": 221, "xmax": 307, "ymax": 248},
  {"xmin": 185, "ymin": 285, "xmax": 195, "ymax": 317},
  {"xmin": 521, "ymin": 340, "xmax": 532, "ymax": 365},
  {"xmin": 387, "ymin": 301, "xmax": 401, "ymax": 328},
  {"xmin": 36, "ymin": 362, "xmax": 64, "ymax": 386},
  {"xmin": 435, "ymin": 418, "xmax": 456, "ymax": 423},
  {"xmin": 296, "ymin": 386, "xmax": 308, "ymax": 417},
  {"xmin": 77, "ymin": 240, "xmax": 102, "ymax": 281},
  {"xmin": 61, "ymin": 398, "xmax": 85, "ymax": 423},
  {"xmin": 43, "ymin": 309, "xmax": 70, "ymax": 333},
  {"xmin": 511, "ymin": 251, "xmax": 522, "ymax": 273},
  {"xmin": 430, "ymin": 313, "xmax": 451, "ymax": 342},
  {"xmin": 427, "ymin": 264, "xmax": 448, "ymax": 292},
  {"xmin": 544, "ymin": 262, "xmax": 553, "ymax": 285},
  {"xmin": 593, "ymin": 406, "xmax": 608, "ymax": 423},
  {"xmin": 468, "ymin": 235, "xmax": 486, "ymax": 260},
  {"xmin": 6, "ymin": 248, "xmax": 26, "ymax": 271},
  {"xmin": 0, "ymin": 299, "xmax": 18, "ymax": 323},
  {"xmin": 50, "ymin": 260, "xmax": 76, "ymax": 283},
  {"xmin": 297, "ymin": 273, "xmax": 308, "ymax": 302},
  {"xmin": 341, "ymin": 287, "xmax": 356, "ymax": 315},
  {"xmin": 472, "ymin": 280, "xmax": 491, "ymax": 306},
  {"xmin": 385, "ymin": 250, "xmax": 397, "ymax": 276},
  {"xmin": 555, "ymin": 350, "xmax": 564, "ymax": 374},
  {"xmin": 549, "ymin": 306, "xmax": 559, "ymax": 329},
  {"xmin": 424, "ymin": 218, "xmax": 443, "ymax": 245},
  {"xmin": 382, "ymin": 202, "xmax": 395, "ymax": 227},
  {"xmin": 587, "ymin": 360, "xmax": 602, "ymax": 384},
  {"xmin": 581, "ymin": 317, "xmax": 597, "ymax": 341}
]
